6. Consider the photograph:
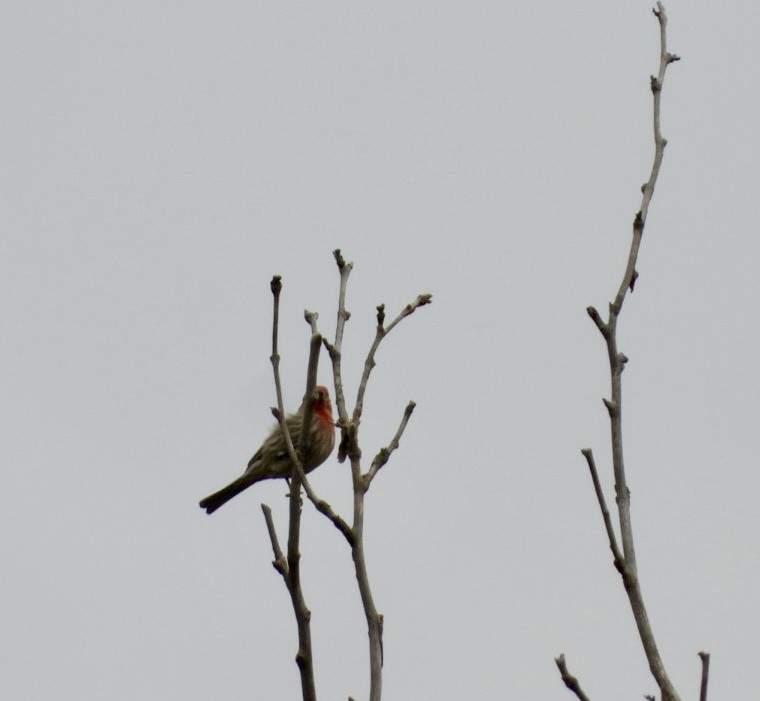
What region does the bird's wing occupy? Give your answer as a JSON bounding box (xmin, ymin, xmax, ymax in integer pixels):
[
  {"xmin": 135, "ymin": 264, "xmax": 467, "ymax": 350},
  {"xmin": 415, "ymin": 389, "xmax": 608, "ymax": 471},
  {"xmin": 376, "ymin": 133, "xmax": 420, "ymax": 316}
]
[{"xmin": 246, "ymin": 447, "xmax": 263, "ymax": 472}]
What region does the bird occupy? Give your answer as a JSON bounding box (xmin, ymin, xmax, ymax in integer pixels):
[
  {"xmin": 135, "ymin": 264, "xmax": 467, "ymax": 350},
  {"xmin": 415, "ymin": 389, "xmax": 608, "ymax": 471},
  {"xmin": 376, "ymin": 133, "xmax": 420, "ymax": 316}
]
[{"xmin": 199, "ymin": 385, "xmax": 335, "ymax": 514}]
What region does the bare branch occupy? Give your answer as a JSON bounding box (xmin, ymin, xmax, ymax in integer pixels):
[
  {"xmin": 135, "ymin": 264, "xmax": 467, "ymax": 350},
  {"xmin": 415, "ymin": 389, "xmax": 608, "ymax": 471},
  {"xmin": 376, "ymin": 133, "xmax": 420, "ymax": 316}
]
[
  {"xmin": 270, "ymin": 276, "xmax": 285, "ymax": 412},
  {"xmin": 330, "ymin": 258, "xmax": 432, "ymax": 701},
  {"xmin": 581, "ymin": 449, "xmax": 625, "ymax": 574},
  {"xmin": 304, "ymin": 309, "xmax": 319, "ymax": 334},
  {"xmin": 330, "ymin": 249, "xmax": 353, "ymax": 425},
  {"xmin": 572, "ymin": 6, "xmax": 682, "ymax": 701},
  {"xmin": 365, "ymin": 401, "xmax": 416, "ymax": 488},
  {"xmin": 555, "ymin": 654, "xmax": 592, "ymax": 701},
  {"xmin": 586, "ymin": 306, "xmax": 609, "ymax": 337},
  {"xmin": 612, "ymin": 1, "xmax": 678, "ymax": 316},
  {"xmin": 353, "ymin": 293, "xmax": 432, "ymax": 426},
  {"xmin": 351, "ymin": 503, "xmax": 384, "ymax": 701},
  {"xmin": 261, "ymin": 503, "xmax": 287, "ymax": 576},
  {"xmin": 268, "ymin": 279, "xmax": 304, "ymax": 488},
  {"xmin": 698, "ymin": 652, "xmax": 710, "ymax": 701},
  {"xmin": 324, "ymin": 252, "xmax": 429, "ymax": 701},
  {"xmin": 308, "ymin": 495, "xmax": 355, "ymax": 546},
  {"xmin": 268, "ymin": 277, "xmax": 317, "ymax": 701},
  {"xmin": 384, "ymin": 293, "xmax": 433, "ymax": 335}
]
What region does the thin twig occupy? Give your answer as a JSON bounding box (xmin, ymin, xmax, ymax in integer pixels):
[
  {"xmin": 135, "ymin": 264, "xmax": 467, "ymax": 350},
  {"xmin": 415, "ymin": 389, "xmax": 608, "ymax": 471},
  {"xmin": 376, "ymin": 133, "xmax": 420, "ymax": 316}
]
[
  {"xmin": 365, "ymin": 401, "xmax": 416, "ymax": 488},
  {"xmin": 698, "ymin": 651, "xmax": 710, "ymax": 701},
  {"xmin": 581, "ymin": 448, "xmax": 625, "ymax": 575},
  {"xmin": 268, "ymin": 274, "xmax": 309, "ymax": 490},
  {"xmin": 555, "ymin": 654, "xmax": 592, "ymax": 701},
  {"xmin": 307, "ymin": 495, "xmax": 355, "ymax": 546},
  {"xmin": 353, "ymin": 295, "xmax": 432, "ymax": 426},
  {"xmin": 328, "ymin": 248, "xmax": 353, "ymax": 425},
  {"xmin": 270, "ymin": 276, "xmax": 286, "ymax": 417},
  {"xmin": 261, "ymin": 503, "xmax": 287, "ymax": 576},
  {"xmin": 613, "ymin": 1, "xmax": 680, "ymax": 315}
]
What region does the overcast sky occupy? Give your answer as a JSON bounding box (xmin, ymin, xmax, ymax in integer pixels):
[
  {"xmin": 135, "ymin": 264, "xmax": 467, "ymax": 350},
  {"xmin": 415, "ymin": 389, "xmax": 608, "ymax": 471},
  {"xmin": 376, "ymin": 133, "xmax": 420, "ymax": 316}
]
[{"xmin": 3, "ymin": 1, "xmax": 759, "ymax": 699}]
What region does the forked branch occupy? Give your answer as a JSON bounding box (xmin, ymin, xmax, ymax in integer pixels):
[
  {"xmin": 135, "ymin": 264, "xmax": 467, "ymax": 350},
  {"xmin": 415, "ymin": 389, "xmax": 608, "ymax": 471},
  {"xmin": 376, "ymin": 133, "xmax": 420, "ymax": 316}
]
[
  {"xmin": 558, "ymin": 6, "xmax": 690, "ymax": 701},
  {"xmin": 316, "ymin": 250, "xmax": 431, "ymax": 701}
]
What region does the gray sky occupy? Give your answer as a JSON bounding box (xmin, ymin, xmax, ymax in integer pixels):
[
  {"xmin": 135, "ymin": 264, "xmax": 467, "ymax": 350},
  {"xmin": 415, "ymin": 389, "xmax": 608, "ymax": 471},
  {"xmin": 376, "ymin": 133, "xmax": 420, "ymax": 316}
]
[{"xmin": 3, "ymin": 1, "xmax": 759, "ymax": 699}]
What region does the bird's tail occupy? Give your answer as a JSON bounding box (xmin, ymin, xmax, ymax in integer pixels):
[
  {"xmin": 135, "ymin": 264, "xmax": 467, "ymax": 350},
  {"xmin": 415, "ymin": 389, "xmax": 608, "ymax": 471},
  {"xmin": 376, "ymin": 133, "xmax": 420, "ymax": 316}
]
[{"xmin": 199, "ymin": 473, "xmax": 259, "ymax": 514}]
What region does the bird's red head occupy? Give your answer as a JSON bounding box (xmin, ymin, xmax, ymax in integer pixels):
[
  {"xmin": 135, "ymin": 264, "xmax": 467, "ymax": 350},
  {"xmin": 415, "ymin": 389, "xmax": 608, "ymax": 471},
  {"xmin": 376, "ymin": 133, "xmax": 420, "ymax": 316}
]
[{"xmin": 311, "ymin": 385, "xmax": 333, "ymax": 423}]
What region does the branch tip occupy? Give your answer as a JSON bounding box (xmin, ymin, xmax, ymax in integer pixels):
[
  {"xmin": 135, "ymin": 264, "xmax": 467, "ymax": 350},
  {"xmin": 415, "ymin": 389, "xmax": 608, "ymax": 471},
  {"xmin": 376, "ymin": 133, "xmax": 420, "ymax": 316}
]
[
  {"xmin": 698, "ymin": 651, "xmax": 710, "ymax": 701},
  {"xmin": 555, "ymin": 654, "xmax": 592, "ymax": 701},
  {"xmin": 586, "ymin": 306, "xmax": 608, "ymax": 335},
  {"xmin": 365, "ymin": 400, "xmax": 417, "ymax": 487}
]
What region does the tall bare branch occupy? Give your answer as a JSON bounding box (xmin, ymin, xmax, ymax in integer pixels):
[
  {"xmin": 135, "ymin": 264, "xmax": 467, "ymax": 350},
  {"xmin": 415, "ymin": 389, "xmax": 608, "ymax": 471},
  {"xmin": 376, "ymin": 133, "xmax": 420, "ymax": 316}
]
[
  {"xmin": 262, "ymin": 275, "xmax": 319, "ymax": 701},
  {"xmin": 559, "ymin": 6, "xmax": 684, "ymax": 701}
]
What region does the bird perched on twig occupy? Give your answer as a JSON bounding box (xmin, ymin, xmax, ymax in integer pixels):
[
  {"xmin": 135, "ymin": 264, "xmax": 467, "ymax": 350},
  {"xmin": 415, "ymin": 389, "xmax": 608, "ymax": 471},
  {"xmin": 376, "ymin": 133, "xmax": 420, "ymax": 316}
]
[{"xmin": 199, "ymin": 385, "xmax": 335, "ymax": 514}]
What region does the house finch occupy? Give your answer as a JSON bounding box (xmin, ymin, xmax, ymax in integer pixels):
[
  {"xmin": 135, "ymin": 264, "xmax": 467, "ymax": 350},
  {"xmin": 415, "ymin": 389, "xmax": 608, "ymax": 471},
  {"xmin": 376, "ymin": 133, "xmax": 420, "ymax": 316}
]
[{"xmin": 199, "ymin": 385, "xmax": 335, "ymax": 514}]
